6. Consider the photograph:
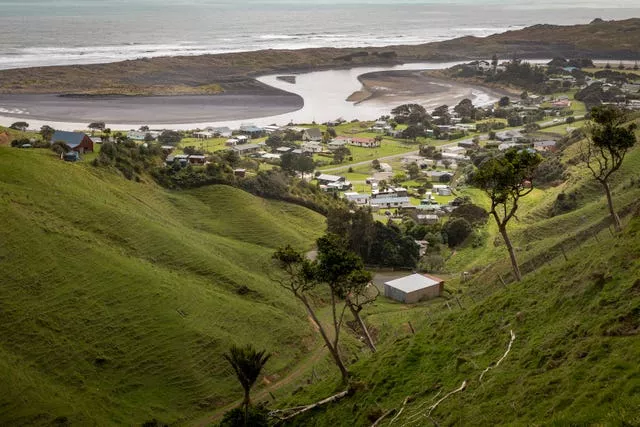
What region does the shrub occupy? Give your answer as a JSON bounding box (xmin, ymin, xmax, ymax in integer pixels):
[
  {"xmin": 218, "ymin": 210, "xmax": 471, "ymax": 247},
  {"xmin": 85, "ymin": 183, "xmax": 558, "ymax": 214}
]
[
  {"xmin": 443, "ymin": 218, "xmax": 473, "ymax": 248},
  {"xmin": 219, "ymin": 406, "xmax": 269, "ymax": 427},
  {"xmin": 450, "ymin": 203, "xmax": 489, "ymax": 225},
  {"xmin": 420, "ymin": 254, "xmax": 445, "ymax": 273},
  {"xmin": 550, "ymin": 192, "xmax": 579, "ymax": 216}
]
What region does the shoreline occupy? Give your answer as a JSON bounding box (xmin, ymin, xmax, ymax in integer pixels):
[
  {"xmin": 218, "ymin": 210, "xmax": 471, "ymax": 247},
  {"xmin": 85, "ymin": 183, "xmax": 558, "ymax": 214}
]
[{"xmin": 0, "ymin": 18, "xmax": 639, "ymax": 99}]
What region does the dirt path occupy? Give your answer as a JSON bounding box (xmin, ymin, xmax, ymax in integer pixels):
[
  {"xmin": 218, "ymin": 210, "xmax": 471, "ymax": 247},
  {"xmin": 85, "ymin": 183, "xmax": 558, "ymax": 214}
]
[{"xmin": 193, "ymin": 338, "xmax": 327, "ymax": 426}]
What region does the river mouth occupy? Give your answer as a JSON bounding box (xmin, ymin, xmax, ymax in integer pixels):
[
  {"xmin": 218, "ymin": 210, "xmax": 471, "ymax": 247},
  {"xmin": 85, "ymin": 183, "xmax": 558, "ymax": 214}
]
[{"xmin": 0, "ymin": 60, "xmax": 538, "ymax": 130}]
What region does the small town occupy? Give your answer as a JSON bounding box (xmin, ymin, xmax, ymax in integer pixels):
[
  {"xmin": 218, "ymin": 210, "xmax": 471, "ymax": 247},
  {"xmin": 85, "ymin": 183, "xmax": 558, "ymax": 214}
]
[{"xmin": 2, "ymin": 13, "xmax": 640, "ymax": 425}]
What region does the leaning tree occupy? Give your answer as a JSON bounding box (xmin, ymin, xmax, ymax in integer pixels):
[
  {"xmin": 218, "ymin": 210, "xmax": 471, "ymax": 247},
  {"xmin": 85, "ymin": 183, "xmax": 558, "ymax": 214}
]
[
  {"xmin": 474, "ymin": 149, "xmax": 542, "ymax": 282},
  {"xmin": 581, "ymin": 106, "xmax": 637, "ymax": 232}
]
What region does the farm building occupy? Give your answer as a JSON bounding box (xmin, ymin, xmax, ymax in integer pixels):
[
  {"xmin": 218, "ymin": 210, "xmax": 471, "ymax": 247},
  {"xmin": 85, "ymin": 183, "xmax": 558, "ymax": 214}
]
[
  {"xmin": 384, "ymin": 274, "xmax": 444, "ymax": 303},
  {"xmin": 51, "ymin": 131, "xmax": 94, "ymax": 153}
]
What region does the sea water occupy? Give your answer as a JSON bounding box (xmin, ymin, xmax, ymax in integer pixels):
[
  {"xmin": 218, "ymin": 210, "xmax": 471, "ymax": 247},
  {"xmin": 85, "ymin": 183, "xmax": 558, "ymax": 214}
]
[{"xmin": 0, "ymin": 0, "xmax": 639, "ymax": 70}]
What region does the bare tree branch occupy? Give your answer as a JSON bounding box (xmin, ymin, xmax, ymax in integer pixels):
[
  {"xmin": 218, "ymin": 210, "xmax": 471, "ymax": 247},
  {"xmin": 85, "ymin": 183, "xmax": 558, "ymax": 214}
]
[{"xmin": 479, "ymin": 330, "xmax": 516, "ymax": 382}]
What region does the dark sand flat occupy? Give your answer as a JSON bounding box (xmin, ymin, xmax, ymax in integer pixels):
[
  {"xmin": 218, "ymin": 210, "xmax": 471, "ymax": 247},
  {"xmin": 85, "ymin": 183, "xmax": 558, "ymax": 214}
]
[{"xmin": 0, "ymin": 93, "xmax": 303, "ymax": 124}]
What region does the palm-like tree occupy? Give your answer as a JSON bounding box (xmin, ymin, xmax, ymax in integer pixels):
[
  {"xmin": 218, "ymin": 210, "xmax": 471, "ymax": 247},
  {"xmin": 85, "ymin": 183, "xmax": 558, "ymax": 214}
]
[{"xmin": 223, "ymin": 344, "xmax": 271, "ymax": 426}]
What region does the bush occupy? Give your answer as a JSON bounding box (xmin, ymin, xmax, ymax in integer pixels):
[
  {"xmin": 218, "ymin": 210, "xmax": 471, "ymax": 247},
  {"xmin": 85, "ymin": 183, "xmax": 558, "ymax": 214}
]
[
  {"xmin": 443, "ymin": 218, "xmax": 473, "ymax": 248},
  {"xmin": 450, "ymin": 203, "xmax": 489, "ymax": 225},
  {"xmin": 550, "ymin": 192, "xmax": 579, "ymax": 217},
  {"xmin": 420, "ymin": 254, "xmax": 445, "ymax": 273},
  {"xmin": 219, "ymin": 406, "xmax": 269, "ymax": 427}
]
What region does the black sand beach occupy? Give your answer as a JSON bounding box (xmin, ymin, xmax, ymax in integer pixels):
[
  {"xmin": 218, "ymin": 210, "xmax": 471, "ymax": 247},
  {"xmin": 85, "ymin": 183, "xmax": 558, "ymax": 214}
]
[
  {"xmin": 0, "ymin": 92, "xmax": 303, "ymax": 124},
  {"xmin": 355, "ymin": 70, "xmax": 511, "ymax": 107}
]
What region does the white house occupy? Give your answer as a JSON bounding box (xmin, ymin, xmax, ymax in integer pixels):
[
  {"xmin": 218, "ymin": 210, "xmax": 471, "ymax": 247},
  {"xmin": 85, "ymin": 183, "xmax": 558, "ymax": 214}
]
[
  {"xmin": 348, "ymin": 137, "xmax": 380, "ymax": 148},
  {"xmin": 301, "ymin": 141, "xmax": 323, "ymax": 153},
  {"xmin": 302, "ymin": 128, "xmax": 323, "ymax": 142},
  {"xmin": 344, "ymin": 192, "xmax": 370, "ymax": 205},
  {"xmin": 384, "ymin": 274, "xmax": 444, "ymax": 303}
]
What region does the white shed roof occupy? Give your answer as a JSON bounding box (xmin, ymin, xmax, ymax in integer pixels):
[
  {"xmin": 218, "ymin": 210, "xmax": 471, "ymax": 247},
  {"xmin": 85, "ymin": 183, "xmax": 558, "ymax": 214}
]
[{"xmin": 384, "ymin": 274, "xmax": 443, "ymax": 293}]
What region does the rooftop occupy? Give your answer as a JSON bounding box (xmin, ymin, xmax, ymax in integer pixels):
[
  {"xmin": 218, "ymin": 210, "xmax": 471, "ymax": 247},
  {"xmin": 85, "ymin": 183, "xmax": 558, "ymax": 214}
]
[{"xmin": 384, "ymin": 273, "xmax": 444, "ymax": 293}]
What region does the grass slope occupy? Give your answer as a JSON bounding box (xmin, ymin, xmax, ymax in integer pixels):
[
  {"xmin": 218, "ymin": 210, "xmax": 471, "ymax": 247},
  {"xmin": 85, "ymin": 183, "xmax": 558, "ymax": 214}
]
[
  {"xmin": 278, "ymin": 126, "xmax": 640, "ymax": 426},
  {"xmin": 0, "ymin": 147, "xmax": 326, "ymax": 425}
]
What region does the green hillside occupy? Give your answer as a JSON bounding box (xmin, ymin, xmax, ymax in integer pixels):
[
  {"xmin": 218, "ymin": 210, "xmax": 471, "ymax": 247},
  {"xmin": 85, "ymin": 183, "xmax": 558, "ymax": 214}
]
[
  {"xmin": 276, "ymin": 126, "xmax": 640, "ymax": 425},
  {"xmin": 0, "ymin": 147, "xmax": 326, "ymax": 425}
]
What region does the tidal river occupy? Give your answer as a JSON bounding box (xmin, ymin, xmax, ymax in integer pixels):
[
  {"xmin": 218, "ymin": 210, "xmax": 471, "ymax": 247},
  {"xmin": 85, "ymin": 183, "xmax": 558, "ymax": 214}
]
[{"xmin": 0, "ymin": 61, "xmax": 509, "ymax": 131}]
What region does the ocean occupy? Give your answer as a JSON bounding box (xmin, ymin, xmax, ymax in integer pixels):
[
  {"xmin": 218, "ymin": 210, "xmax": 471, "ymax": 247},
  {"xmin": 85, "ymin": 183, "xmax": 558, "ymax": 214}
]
[{"xmin": 0, "ymin": 0, "xmax": 639, "ymax": 70}]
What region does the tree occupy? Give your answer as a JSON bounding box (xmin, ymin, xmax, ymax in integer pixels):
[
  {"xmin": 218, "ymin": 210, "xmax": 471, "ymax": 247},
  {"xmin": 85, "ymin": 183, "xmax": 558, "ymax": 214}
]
[
  {"xmin": 372, "ymin": 159, "xmax": 381, "ymax": 171},
  {"xmin": 473, "ymin": 149, "xmax": 542, "ymax": 281},
  {"xmin": 333, "ymin": 146, "xmax": 351, "ymax": 164},
  {"xmin": 316, "ymin": 234, "xmax": 375, "ymax": 359},
  {"xmin": 40, "ymin": 125, "xmax": 55, "ymax": 142},
  {"xmin": 443, "ymin": 218, "xmax": 473, "ymax": 247},
  {"xmin": 265, "ymin": 134, "xmax": 283, "ymax": 150},
  {"xmin": 158, "ymin": 130, "xmax": 182, "ymax": 145},
  {"xmin": 498, "ymin": 96, "xmax": 510, "ymax": 107},
  {"xmin": 407, "ymin": 162, "xmax": 421, "ymax": 180},
  {"xmin": 9, "ymin": 121, "xmax": 29, "ymax": 131},
  {"xmin": 88, "ymin": 121, "xmax": 105, "ymax": 136},
  {"xmin": 454, "ymin": 99, "xmax": 476, "ymax": 121},
  {"xmin": 273, "ymin": 245, "xmax": 350, "ymax": 381},
  {"xmin": 391, "ymin": 103, "xmax": 428, "ymax": 125},
  {"xmin": 581, "ymin": 106, "xmax": 637, "ymax": 232},
  {"xmin": 491, "ymin": 54, "xmax": 499, "ymax": 72},
  {"xmin": 223, "ymin": 345, "xmax": 271, "ymax": 427},
  {"xmin": 51, "ymin": 141, "xmax": 71, "ymax": 155},
  {"xmin": 344, "ymin": 269, "xmax": 378, "ymax": 353}
]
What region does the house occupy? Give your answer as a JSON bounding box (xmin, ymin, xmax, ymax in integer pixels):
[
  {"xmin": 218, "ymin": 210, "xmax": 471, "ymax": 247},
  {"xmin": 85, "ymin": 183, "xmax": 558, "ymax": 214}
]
[
  {"xmin": 369, "ymin": 188, "xmax": 410, "ymax": 210},
  {"xmin": 90, "ymin": 136, "xmax": 102, "ymax": 144},
  {"xmin": 433, "ymin": 184, "xmax": 452, "ymax": 196},
  {"xmin": 235, "ymin": 135, "xmax": 249, "ymax": 144},
  {"xmin": 348, "ymin": 137, "xmax": 380, "ymax": 148},
  {"xmin": 328, "ymin": 137, "xmax": 349, "ymax": 150},
  {"xmin": 495, "ymin": 130, "xmax": 526, "ymax": 143},
  {"xmin": 261, "ymin": 153, "xmax": 281, "ymax": 160},
  {"xmin": 533, "ymin": 140, "xmax": 557, "ymax": 152},
  {"xmin": 232, "ymin": 143, "xmax": 261, "ymax": 155},
  {"xmin": 378, "ymin": 162, "xmax": 393, "ymax": 173},
  {"xmin": 225, "ymin": 138, "xmax": 239, "ymax": 147},
  {"xmin": 276, "ymin": 146, "xmax": 293, "ymax": 154},
  {"xmin": 193, "ymin": 131, "xmax": 213, "ymax": 139},
  {"xmin": 239, "ymin": 124, "xmax": 264, "ymax": 138},
  {"xmin": 343, "ymin": 192, "xmax": 370, "ymax": 205},
  {"xmin": 207, "ymin": 126, "xmax": 233, "ymax": 138},
  {"xmin": 426, "ymin": 170, "xmax": 453, "ymax": 182},
  {"xmin": 302, "ymin": 128, "xmax": 323, "ymax": 142},
  {"xmin": 316, "ymin": 174, "xmax": 345, "ymax": 185},
  {"xmin": 127, "ymin": 130, "xmax": 147, "ymax": 140},
  {"xmin": 187, "ymin": 155, "xmax": 207, "ymax": 165},
  {"xmin": 233, "ymin": 168, "xmax": 246, "ymax": 178},
  {"xmin": 384, "ymin": 273, "xmax": 444, "ymax": 303},
  {"xmin": 51, "ymin": 131, "xmax": 94, "ymax": 153},
  {"xmin": 301, "ymin": 141, "xmax": 323, "ymax": 153}
]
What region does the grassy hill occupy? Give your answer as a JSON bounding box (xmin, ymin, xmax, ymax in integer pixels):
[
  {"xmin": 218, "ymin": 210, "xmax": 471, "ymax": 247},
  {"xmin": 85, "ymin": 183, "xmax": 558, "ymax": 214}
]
[
  {"xmin": 273, "ymin": 124, "xmax": 640, "ymax": 425},
  {"xmin": 0, "ymin": 147, "xmax": 326, "ymax": 425}
]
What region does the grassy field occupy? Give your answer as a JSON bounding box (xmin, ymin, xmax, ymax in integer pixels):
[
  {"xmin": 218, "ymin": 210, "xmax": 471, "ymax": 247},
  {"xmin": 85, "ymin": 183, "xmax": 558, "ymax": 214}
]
[
  {"xmin": 0, "ymin": 147, "xmax": 327, "ymax": 425},
  {"xmin": 269, "ymin": 122, "xmax": 640, "ymax": 426}
]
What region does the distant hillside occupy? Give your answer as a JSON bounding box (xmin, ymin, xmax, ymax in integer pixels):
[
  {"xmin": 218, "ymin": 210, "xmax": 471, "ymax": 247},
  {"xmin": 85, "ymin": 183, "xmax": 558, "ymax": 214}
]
[
  {"xmin": 0, "ymin": 18, "xmax": 638, "ymax": 95},
  {"xmin": 273, "ymin": 121, "xmax": 640, "ymax": 425},
  {"xmin": 0, "ymin": 147, "xmax": 326, "ymax": 425}
]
